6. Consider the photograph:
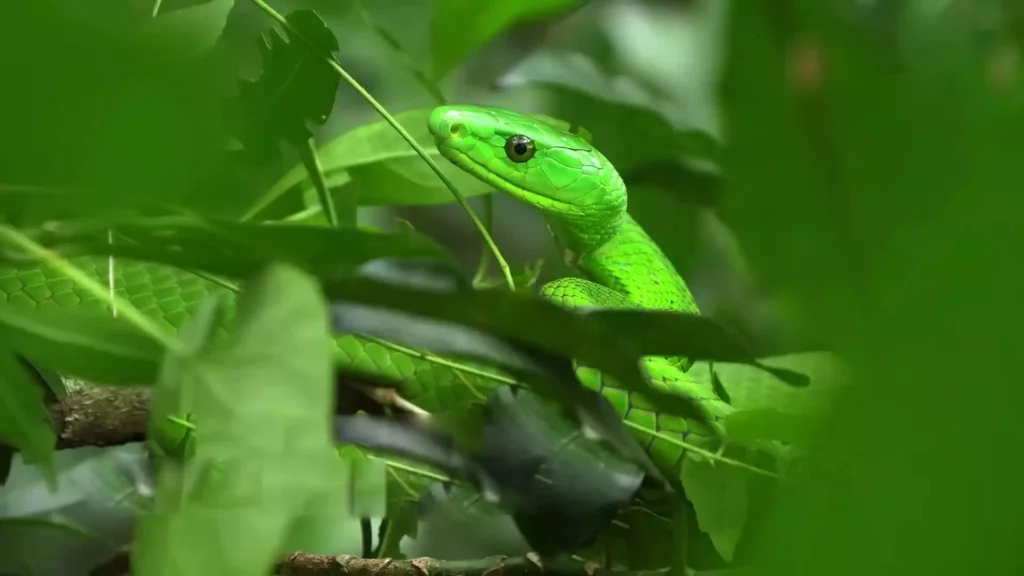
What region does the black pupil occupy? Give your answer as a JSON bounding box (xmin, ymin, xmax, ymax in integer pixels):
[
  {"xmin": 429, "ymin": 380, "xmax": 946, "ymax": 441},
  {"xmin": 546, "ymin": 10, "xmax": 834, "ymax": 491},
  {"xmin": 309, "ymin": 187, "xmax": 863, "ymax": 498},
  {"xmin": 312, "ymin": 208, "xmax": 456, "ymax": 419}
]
[{"xmin": 513, "ymin": 141, "xmax": 528, "ymax": 155}]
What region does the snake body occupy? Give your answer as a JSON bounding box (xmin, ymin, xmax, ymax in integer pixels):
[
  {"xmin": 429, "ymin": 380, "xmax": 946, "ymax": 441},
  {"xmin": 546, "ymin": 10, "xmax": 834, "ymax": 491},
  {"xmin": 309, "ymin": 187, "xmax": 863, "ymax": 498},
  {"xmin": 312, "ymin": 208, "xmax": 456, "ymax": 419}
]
[
  {"xmin": 427, "ymin": 105, "xmax": 731, "ymax": 469},
  {"xmin": 0, "ymin": 105, "xmax": 752, "ymax": 486}
]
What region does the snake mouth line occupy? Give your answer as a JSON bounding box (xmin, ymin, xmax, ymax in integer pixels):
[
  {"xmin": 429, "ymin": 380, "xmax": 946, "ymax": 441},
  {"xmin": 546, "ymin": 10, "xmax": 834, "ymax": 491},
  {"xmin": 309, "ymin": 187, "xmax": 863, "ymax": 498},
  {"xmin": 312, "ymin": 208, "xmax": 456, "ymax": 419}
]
[{"xmin": 439, "ymin": 147, "xmax": 578, "ymax": 213}]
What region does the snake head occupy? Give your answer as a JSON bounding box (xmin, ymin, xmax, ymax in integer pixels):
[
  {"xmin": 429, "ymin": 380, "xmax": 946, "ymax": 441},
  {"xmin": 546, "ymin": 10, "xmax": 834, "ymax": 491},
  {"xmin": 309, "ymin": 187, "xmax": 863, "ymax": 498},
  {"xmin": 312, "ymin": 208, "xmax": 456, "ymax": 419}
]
[{"xmin": 428, "ymin": 105, "xmax": 627, "ymax": 252}]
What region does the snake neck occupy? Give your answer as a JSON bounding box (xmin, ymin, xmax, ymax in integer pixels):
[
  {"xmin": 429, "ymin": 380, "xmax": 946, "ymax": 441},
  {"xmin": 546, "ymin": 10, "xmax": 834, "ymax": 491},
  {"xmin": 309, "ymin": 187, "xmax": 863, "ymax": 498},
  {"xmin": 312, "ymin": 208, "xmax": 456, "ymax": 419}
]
[{"xmin": 568, "ymin": 213, "xmax": 700, "ymax": 315}]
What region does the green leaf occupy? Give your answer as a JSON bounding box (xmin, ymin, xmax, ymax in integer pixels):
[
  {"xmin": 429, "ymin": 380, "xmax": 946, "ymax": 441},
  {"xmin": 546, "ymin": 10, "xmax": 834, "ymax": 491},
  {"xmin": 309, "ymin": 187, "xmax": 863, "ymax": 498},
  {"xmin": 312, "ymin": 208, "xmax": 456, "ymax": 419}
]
[
  {"xmin": 326, "ymin": 273, "xmax": 717, "ymax": 433},
  {"xmin": 138, "ymin": 0, "xmax": 236, "ymax": 60},
  {"xmin": 37, "ymin": 215, "xmax": 456, "ymax": 283},
  {"xmin": 705, "ymin": 353, "xmax": 849, "ymax": 415},
  {"xmin": 430, "ymin": 0, "xmax": 583, "ymax": 81},
  {"xmin": 718, "ymin": 4, "xmax": 1024, "ymax": 576},
  {"xmin": 582, "ymin": 309, "xmax": 812, "ymax": 385},
  {"xmin": 251, "ymin": 109, "xmax": 495, "ymax": 218},
  {"xmin": 0, "ymin": 306, "xmax": 163, "ymax": 385},
  {"xmin": 134, "ymin": 263, "xmax": 374, "ymax": 576},
  {"xmin": 680, "ymin": 451, "xmax": 749, "ymax": 563},
  {"xmin": 0, "ymin": 346, "xmax": 54, "ymax": 484},
  {"xmin": 0, "ymin": 3, "xmax": 230, "ymax": 217},
  {"xmin": 401, "ymin": 483, "xmax": 529, "ymax": 560},
  {"xmin": 723, "ymin": 409, "xmax": 818, "ymax": 448},
  {"xmin": 225, "ymin": 9, "xmax": 340, "ymax": 161}
]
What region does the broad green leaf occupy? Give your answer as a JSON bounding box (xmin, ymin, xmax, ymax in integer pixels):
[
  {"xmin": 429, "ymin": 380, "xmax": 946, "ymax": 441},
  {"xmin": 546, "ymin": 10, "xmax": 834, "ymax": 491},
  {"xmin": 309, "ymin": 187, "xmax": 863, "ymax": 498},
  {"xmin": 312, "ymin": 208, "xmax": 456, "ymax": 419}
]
[
  {"xmin": 701, "ymin": 353, "xmax": 848, "ymax": 415},
  {"xmin": 720, "ymin": 4, "xmax": 1024, "ymax": 576},
  {"xmin": 0, "ymin": 306, "xmax": 163, "ymax": 385},
  {"xmin": 430, "ymin": 0, "xmax": 583, "ymax": 81},
  {"xmin": 0, "ymin": 346, "xmax": 54, "ymax": 483},
  {"xmin": 0, "ymin": 3, "xmax": 229, "ymax": 217},
  {"xmin": 723, "ymin": 409, "xmax": 818, "ymax": 448},
  {"xmin": 134, "ymin": 264, "xmax": 375, "ymax": 576},
  {"xmin": 139, "ymin": 0, "xmax": 235, "ymax": 60},
  {"xmin": 251, "ymin": 109, "xmax": 494, "ymax": 218}
]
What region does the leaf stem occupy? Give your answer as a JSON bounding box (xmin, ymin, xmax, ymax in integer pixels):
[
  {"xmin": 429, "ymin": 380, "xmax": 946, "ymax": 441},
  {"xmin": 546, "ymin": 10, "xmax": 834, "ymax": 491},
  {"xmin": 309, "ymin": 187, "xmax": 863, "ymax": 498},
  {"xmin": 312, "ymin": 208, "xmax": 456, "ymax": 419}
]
[
  {"xmin": 245, "ymin": 0, "xmax": 515, "ymax": 291},
  {"xmin": 298, "ymin": 136, "xmax": 346, "ymax": 227},
  {"xmin": 472, "ymin": 196, "xmax": 494, "ymax": 287},
  {"xmin": 0, "ymin": 225, "xmax": 184, "ymax": 355}
]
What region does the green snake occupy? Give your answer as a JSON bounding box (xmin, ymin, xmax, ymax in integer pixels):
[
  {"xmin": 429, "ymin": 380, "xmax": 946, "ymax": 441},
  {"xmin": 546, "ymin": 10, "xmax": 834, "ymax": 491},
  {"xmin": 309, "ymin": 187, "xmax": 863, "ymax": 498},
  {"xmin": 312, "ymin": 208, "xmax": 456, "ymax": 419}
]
[{"xmin": 0, "ymin": 104, "xmax": 833, "ymax": 553}]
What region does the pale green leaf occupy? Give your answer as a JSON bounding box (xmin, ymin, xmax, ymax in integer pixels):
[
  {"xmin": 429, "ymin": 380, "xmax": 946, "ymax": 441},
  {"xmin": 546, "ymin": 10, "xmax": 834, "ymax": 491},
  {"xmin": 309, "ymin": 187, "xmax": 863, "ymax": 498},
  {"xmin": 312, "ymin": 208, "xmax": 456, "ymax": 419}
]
[
  {"xmin": 430, "ymin": 0, "xmax": 583, "ymax": 81},
  {"xmin": 252, "ymin": 109, "xmax": 494, "ymax": 218}
]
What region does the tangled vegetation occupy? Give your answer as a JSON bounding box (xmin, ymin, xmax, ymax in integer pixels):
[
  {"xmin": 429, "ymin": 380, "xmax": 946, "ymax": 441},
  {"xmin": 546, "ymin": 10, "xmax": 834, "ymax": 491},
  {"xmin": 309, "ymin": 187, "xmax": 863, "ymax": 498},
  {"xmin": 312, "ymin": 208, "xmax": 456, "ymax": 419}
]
[{"xmin": 0, "ymin": 1, "xmax": 1020, "ymax": 576}]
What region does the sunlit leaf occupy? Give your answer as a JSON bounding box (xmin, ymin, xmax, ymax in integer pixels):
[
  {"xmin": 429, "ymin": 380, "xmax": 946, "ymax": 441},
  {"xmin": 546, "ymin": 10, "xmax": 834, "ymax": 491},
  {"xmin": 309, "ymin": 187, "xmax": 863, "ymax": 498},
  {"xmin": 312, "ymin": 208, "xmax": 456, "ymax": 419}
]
[
  {"xmin": 134, "ymin": 264, "xmax": 370, "ymax": 576},
  {"xmin": 251, "ymin": 109, "xmax": 495, "ymax": 218},
  {"xmin": 0, "ymin": 306, "xmax": 163, "ymax": 385}
]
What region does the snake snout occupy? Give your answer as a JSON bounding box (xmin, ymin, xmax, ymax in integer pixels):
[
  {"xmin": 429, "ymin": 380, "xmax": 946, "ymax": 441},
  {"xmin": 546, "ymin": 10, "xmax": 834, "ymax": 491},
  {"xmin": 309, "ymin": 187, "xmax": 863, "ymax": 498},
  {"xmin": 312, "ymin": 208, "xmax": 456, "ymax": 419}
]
[{"xmin": 427, "ymin": 106, "xmax": 464, "ymax": 143}]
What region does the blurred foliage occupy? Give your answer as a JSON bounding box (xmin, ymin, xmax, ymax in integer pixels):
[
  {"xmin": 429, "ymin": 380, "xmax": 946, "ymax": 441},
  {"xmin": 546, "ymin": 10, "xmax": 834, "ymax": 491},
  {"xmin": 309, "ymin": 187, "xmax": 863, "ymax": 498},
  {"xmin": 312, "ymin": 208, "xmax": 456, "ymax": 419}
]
[{"xmin": 0, "ymin": 0, "xmax": 1021, "ymax": 576}]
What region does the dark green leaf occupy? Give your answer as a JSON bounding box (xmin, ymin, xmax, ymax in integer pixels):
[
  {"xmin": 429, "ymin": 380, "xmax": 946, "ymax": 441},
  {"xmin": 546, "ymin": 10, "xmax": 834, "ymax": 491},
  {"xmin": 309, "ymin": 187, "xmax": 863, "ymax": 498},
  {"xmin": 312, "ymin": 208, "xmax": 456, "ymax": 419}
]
[
  {"xmin": 225, "ymin": 9, "xmax": 340, "ymax": 161},
  {"xmin": 325, "ymin": 274, "xmax": 719, "ymax": 427},
  {"xmin": 330, "ymin": 262, "xmax": 665, "ymax": 483},
  {"xmin": 401, "ymin": 483, "xmax": 529, "ymax": 560},
  {"xmin": 138, "ymin": 0, "xmax": 236, "ymax": 60},
  {"xmin": 582, "ymin": 309, "xmax": 812, "ymax": 387},
  {"xmin": 623, "ymin": 159, "xmax": 722, "ymax": 207},
  {"xmin": 481, "ymin": 387, "xmax": 645, "ymax": 558},
  {"xmin": 0, "ymin": 346, "xmax": 54, "ymax": 482},
  {"xmin": 32, "ymin": 215, "xmax": 456, "ymax": 283}
]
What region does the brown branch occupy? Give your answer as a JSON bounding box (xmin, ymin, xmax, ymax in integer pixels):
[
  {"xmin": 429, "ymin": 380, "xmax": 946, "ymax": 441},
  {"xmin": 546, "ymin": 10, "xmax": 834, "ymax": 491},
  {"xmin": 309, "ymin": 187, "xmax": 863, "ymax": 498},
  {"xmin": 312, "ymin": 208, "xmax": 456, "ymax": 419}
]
[
  {"xmin": 89, "ymin": 550, "xmax": 665, "ymax": 576},
  {"xmin": 49, "ymin": 385, "xmax": 151, "ymax": 449},
  {"xmin": 0, "ymin": 373, "xmax": 428, "ymax": 453}
]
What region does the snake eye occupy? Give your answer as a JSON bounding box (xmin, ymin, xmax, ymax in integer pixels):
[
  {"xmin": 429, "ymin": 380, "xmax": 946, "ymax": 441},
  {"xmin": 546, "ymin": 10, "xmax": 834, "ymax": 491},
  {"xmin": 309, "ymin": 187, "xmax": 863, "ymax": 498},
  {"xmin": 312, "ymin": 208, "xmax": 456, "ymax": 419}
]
[{"xmin": 504, "ymin": 135, "xmax": 536, "ymax": 163}]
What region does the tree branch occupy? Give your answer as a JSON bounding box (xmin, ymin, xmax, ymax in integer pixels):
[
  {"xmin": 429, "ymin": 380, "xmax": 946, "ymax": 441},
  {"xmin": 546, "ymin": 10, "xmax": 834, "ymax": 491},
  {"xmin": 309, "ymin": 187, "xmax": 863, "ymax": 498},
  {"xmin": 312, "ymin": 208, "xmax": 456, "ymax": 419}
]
[
  {"xmin": 88, "ymin": 550, "xmax": 666, "ymax": 576},
  {"xmin": 49, "ymin": 385, "xmax": 151, "ymax": 449}
]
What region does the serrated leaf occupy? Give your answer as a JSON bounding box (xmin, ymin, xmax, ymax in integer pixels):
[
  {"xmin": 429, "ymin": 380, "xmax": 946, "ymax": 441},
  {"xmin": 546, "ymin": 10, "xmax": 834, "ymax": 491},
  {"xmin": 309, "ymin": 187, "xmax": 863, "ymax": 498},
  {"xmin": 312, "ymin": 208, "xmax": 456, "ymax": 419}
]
[{"xmin": 225, "ymin": 9, "xmax": 340, "ymax": 161}]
